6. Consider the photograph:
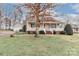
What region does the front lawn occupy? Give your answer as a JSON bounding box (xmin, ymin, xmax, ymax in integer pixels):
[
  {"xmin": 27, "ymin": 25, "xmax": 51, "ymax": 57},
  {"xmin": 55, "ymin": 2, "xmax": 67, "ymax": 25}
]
[{"xmin": 0, "ymin": 34, "xmax": 79, "ymax": 55}]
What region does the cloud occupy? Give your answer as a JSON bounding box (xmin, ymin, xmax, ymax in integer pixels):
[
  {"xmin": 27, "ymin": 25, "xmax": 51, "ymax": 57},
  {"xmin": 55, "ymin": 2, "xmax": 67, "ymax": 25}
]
[
  {"xmin": 52, "ymin": 4, "xmax": 79, "ymax": 24},
  {"xmin": 71, "ymin": 4, "xmax": 79, "ymax": 13}
]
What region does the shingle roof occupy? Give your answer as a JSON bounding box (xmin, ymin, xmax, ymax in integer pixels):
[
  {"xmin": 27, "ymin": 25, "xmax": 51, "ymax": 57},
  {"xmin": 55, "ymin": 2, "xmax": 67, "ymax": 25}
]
[{"xmin": 28, "ymin": 16, "xmax": 63, "ymax": 23}]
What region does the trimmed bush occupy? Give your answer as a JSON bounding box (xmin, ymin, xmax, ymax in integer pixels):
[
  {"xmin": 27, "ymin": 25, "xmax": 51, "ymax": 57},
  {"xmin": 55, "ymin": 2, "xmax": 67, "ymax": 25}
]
[
  {"xmin": 22, "ymin": 25, "xmax": 26, "ymax": 32},
  {"xmin": 19, "ymin": 29, "xmax": 23, "ymax": 32},
  {"xmin": 10, "ymin": 34, "xmax": 14, "ymax": 37},
  {"xmin": 59, "ymin": 31, "xmax": 65, "ymax": 34},
  {"xmin": 27, "ymin": 31, "xmax": 36, "ymax": 34},
  {"xmin": 9, "ymin": 29, "xmax": 13, "ymax": 31},
  {"xmin": 53, "ymin": 31, "xmax": 56, "ymax": 34},
  {"xmin": 64, "ymin": 24, "xmax": 73, "ymax": 35},
  {"xmin": 46, "ymin": 31, "xmax": 52, "ymax": 34},
  {"xmin": 39, "ymin": 30, "xmax": 45, "ymax": 34}
]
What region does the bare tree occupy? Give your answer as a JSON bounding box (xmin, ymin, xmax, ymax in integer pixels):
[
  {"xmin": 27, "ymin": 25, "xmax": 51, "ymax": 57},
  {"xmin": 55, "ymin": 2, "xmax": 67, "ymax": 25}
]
[
  {"xmin": 25, "ymin": 3, "xmax": 57, "ymax": 37},
  {"xmin": 8, "ymin": 18, "xmax": 11, "ymax": 30},
  {"xmin": 13, "ymin": 5, "xmax": 23, "ymax": 23},
  {"xmin": 12, "ymin": 3, "xmax": 62, "ymax": 37},
  {"xmin": 0, "ymin": 10, "xmax": 3, "ymax": 29},
  {"xmin": 4, "ymin": 17, "xmax": 9, "ymax": 29}
]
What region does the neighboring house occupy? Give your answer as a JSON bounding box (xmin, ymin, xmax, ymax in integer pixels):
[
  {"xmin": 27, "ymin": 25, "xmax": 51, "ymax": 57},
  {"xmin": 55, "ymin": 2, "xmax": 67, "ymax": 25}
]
[
  {"xmin": 12, "ymin": 22, "xmax": 23, "ymax": 32},
  {"xmin": 0, "ymin": 16, "xmax": 10, "ymax": 29},
  {"xmin": 71, "ymin": 23, "xmax": 79, "ymax": 33},
  {"xmin": 64, "ymin": 21, "xmax": 79, "ymax": 33},
  {"xmin": 0, "ymin": 15, "xmax": 23, "ymax": 32}
]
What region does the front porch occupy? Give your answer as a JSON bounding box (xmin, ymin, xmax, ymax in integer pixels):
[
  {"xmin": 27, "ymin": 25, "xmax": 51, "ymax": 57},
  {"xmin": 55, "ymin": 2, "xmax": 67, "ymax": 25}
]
[
  {"xmin": 27, "ymin": 27, "xmax": 64, "ymax": 34},
  {"xmin": 26, "ymin": 21, "xmax": 64, "ymax": 34}
]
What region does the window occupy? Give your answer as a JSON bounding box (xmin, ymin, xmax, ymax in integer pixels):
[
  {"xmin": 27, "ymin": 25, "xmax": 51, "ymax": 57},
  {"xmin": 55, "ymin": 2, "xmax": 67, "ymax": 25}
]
[
  {"xmin": 31, "ymin": 23, "xmax": 35, "ymax": 28},
  {"xmin": 51, "ymin": 24, "xmax": 56, "ymax": 28},
  {"xmin": 45, "ymin": 24, "xmax": 50, "ymax": 28}
]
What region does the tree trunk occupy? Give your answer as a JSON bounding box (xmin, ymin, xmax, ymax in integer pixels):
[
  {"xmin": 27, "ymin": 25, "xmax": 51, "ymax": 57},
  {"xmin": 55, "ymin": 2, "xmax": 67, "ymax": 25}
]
[
  {"xmin": 0, "ymin": 22, "xmax": 1, "ymax": 29},
  {"xmin": 34, "ymin": 13, "xmax": 40, "ymax": 37},
  {"xmin": 34, "ymin": 4, "xmax": 40, "ymax": 37},
  {"xmin": 35, "ymin": 26, "xmax": 39, "ymax": 37},
  {"xmin": 9, "ymin": 20, "xmax": 11, "ymax": 30}
]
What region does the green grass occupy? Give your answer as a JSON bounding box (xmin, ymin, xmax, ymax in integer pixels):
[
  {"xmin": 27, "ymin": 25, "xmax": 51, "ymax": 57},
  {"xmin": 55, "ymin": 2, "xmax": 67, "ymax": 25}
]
[{"xmin": 0, "ymin": 34, "xmax": 79, "ymax": 56}]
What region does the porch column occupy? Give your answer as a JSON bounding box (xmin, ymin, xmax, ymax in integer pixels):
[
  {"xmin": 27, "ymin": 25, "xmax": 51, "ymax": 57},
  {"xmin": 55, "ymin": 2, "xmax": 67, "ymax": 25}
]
[{"xmin": 55, "ymin": 23, "xmax": 57, "ymax": 28}]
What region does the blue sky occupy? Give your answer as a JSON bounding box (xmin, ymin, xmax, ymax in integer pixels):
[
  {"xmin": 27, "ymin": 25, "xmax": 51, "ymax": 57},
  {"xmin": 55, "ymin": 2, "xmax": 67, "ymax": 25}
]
[
  {"xmin": 0, "ymin": 3, "xmax": 79, "ymax": 17},
  {"xmin": 0, "ymin": 4, "xmax": 15, "ymax": 16},
  {"xmin": 54, "ymin": 3, "xmax": 79, "ymax": 14}
]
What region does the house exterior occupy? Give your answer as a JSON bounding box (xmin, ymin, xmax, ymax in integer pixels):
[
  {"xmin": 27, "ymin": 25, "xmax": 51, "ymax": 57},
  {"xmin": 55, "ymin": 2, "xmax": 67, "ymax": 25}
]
[
  {"xmin": 0, "ymin": 16, "xmax": 11, "ymax": 29},
  {"xmin": 71, "ymin": 23, "xmax": 79, "ymax": 33},
  {"xmin": 26, "ymin": 15, "xmax": 65, "ymax": 34},
  {"xmin": 12, "ymin": 23, "xmax": 23, "ymax": 32},
  {"xmin": 25, "ymin": 9, "xmax": 66, "ymax": 34}
]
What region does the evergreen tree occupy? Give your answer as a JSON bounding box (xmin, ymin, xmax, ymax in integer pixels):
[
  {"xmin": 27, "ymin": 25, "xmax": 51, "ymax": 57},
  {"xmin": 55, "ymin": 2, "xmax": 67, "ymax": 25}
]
[{"xmin": 64, "ymin": 24, "xmax": 73, "ymax": 35}]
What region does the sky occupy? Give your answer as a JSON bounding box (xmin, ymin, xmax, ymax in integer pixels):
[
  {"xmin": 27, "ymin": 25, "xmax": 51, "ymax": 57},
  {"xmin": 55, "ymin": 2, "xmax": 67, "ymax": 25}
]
[
  {"xmin": 0, "ymin": 3, "xmax": 79, "ymax": 19},
  {"xmin": 54, "ymin": 3, "xmax": 79, "ymax": 14},
  {"xmin": 0, "ymin": 3, "xmax": 15, "ymax": 16}
]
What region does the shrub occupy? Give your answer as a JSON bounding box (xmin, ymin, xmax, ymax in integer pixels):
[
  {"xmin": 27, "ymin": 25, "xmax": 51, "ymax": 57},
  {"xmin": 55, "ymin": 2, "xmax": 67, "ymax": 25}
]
[
  {"xmin": 27, "ymin": 31, "xmax": 36, "ymax": 34},
  {"xmin": 53, "ymin": 31, "xmax": 56, "ymax": 34},
  {"xmin": 10, "ymin": 34, "xmax": 14, "ymax": 37},
  {"xmin": 9, "ymin": 29, "xmax": 13, "ymax": 31},
  {"xmin": 19, "ymin": 29, "xmax": 23, "ymax": 32},
  {"xmin": 22, "ymin": 25, "xmax": 26, "ymax": 32},
  {"xmin": 46, "ymin": 31, "xmax": 52, "ymax": 34},
  {"xmin": 64, "ymin": 24, "xmax": 73, "ymax": 35},
  {"xmin": 30, "ymin": 31, "xmax": 36, "ymax": 34},
  {"xmin": 39, "ymin": 30, "xmax": 45, "ymax": 34},
  {"xmin": 59, "ymin": 31, "xmax": 65, "ymax": 34}
]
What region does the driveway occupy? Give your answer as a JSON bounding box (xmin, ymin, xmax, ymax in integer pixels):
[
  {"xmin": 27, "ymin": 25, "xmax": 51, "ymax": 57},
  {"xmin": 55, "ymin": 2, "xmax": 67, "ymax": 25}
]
[{"xmin": 0, "ymin": 31, "xmax": 15, "ymax": 36}]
